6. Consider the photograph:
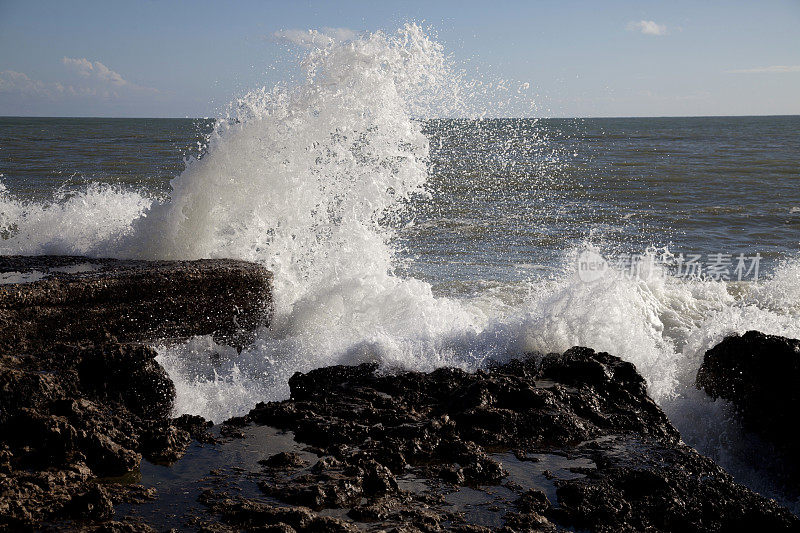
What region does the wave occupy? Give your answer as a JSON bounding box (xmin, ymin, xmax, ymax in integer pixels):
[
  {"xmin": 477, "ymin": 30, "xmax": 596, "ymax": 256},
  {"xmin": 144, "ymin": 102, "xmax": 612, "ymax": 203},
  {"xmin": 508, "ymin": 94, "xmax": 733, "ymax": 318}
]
[{"xmin": 2, "ymin": 23, "xmax": 800, "ymax": 511}]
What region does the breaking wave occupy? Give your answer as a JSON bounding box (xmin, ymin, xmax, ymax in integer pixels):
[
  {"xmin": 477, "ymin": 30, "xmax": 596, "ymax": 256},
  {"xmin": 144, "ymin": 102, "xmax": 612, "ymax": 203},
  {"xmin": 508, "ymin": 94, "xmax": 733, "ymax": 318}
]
[{"xmin": 2, "ymin": 23, "xmax": 799, "ymax": 511}]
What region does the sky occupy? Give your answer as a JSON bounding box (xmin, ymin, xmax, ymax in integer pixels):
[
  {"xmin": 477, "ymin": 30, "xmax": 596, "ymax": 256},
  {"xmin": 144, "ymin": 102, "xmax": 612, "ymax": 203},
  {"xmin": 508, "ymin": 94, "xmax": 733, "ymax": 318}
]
[{"xmin": 0, "ymin": 0, "xmax": 798, "ymax": 118}]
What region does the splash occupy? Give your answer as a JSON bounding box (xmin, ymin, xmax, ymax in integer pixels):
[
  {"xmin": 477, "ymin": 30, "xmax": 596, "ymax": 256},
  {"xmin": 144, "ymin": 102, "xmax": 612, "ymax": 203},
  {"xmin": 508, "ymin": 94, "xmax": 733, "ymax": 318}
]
[
  {"xmin": 2, "ymin": 23, "xmax": 517, "ymax": 416},
  {"xmin": 142, "ymin": 25, "xmax": 513, "ymax": 419},
  {"xmin": 2, "ymin": 23, "xmax": 800, "ymax": 511},
  {"xmin": 0, "ymin": 182, "xmax": 151, "ymax": 255},
  {"xmin": 513, "ymin": 247, "xmax": 800, "ymax": 510}
]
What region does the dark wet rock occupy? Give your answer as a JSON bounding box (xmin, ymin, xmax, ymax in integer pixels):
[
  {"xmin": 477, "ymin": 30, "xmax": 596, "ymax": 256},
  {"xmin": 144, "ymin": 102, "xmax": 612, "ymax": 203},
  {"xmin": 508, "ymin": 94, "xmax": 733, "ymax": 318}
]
[
  {"xmin": 199, "ymin": 490, "xmax": 359, "ymax": 532},
  {"xmin": 139, "ymin": 421, "xmax": 193, "ymax": 463},
  {"xmin": 259, "ymin": 451, "xmax": 308, "ymax": 469},
  {"xmin": 0, "ymin": 255, "xmax": 272, "ymax": 351},
  {"xmin": 77, "ymin": 342, "xmax": 175, "ymax": 420},
  {"xmin": 223, "ymin": 347, "xmax": 800, "ymax": 532},
  {"xmin": 81, "ymin": 521, "xmax": 157, "ymax": 533},
  {"xmin": 0, "ymin": 464, "xmax": 94, "ymax": 529},
  {"xmin": 3, "ymin": 254, "xmax": 797, "ymax": 533},
  {"xmin": 0, "ymin": 256, "xmax": 273, "ymax": 530},
  {"xmin": 514, "ymin": 488, "xmax": 551, "ymax": 514},
  {"xmin": 61, "ymin": 485, "xmax": 115, "ymax": 521},
  {"xmin": 0, "ymin": 341, "xmax": 177, "ymax": 527},
  {"xmin": 249, "ymin": 348, "xmax": 677, "ymax": 468},
  {"xmin": 219, "ymin": 425, "xmax": 246, "ymax": 439},
  {"xmin": 697, "ymin": 331, "xmax": 800, "ymax": 453},
  {"xmin": 541, "ymin": 434, "xmax": 800, "ymax": 533},
  {"xmin": 173, "ymin": 413, "xmax": 218, "ymax": 444},
  {"xmin": 104, "ymin": 483, "xmax": 157, "ymax": 505},
  {"xmin": 258, "ymin": 459, "xmax": 368, "ymax": 510}
]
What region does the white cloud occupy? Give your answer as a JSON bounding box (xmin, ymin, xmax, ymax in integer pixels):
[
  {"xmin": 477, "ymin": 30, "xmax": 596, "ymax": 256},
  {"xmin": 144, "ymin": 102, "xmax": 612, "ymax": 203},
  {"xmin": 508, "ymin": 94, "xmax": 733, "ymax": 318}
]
[
  {"xmin": 0, "ymin": 58, "xmax": 157, "ymax": 101},
  {"xmin": 627, "ymin": 20, "xmax": 668, "ymax": 36},
  {"xmin": 62, "ymin": 57, "xmax": 95, "ymax": 77},
  {"xmin": 62, "ymin": 57, "xmax": 144, "ymax": 89},
  {"xmin": 726, "ymin": 65, "xmax": 800, "ymax": 74},
  {"xmin": 321, "ymin": 27, "xmax": 357, "ymax": 41},
  {"xmin": 0, "ymin": 70, "xmax": 103, "ymax": 99},
  {"xmin": 271, "ymin": 27, "xmax": 357, "ymax": 48},
  {"xmin": 0, "ymin": 70, "xmax": 51, "ymax": 97}
]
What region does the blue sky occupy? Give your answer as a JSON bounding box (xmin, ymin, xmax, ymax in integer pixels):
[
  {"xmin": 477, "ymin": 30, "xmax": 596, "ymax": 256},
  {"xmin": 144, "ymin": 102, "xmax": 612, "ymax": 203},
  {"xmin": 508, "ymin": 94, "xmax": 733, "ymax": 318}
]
[{"xmin": 1, "ymin": 0, "xmax": 798, "ymax": 117}]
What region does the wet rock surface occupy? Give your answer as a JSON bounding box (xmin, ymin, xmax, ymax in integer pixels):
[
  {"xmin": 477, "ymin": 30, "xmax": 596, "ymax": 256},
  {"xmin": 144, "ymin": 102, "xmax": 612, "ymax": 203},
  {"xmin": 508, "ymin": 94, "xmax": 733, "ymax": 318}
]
[
  {"xmin": 697, "ymin": 331, "xmax": 800, "ymax": 445},
  {"xmin": 0, "ymin": 255, "xmax": 272, "ymax": 351},
  {"xmin": 183, "ymin": 347, "xmax": 798, "ymax": 532},
  {"xmin": 0, "ymin": 256, "xmax": 272, "ymax": 531},
  {"xmin": 2, "ymin": 258, "xmax": 798, "ymax": 532},
  {"xmin": 0, "ymin": 339, "xmax": 189, "ymax": 530},
  {"xmin": 697, "ymin": 330, "xmax": 800, "ymax": 481}
]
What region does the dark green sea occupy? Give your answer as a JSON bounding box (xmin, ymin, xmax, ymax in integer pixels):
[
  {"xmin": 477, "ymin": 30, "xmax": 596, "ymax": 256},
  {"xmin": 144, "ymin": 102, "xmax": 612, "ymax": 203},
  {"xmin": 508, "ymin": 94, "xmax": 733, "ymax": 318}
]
[
  {"xmin": 2, "ymin": 114, "xmax": 800, "ymax": 511},
  {"xmin": 2, "ymin": 115, "xmax": 798, "ymax": 280}
]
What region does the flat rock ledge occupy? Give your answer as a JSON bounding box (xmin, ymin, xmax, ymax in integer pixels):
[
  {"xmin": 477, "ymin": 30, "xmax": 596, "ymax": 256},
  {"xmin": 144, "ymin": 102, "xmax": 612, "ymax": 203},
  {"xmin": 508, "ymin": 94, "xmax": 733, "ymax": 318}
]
[{"xmin": 0, "ymin": 255, "xmax": 272, "ymax": 351}]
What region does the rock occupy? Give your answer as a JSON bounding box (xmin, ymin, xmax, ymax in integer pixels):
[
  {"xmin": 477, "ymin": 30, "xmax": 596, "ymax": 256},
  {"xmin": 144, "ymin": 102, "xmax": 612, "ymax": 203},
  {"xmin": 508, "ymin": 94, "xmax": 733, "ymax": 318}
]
[
  {"xmin": 544, "ymin": 435, "xmax": 798, "ymax": 532},
  {"xmin": 3, "ymin": 254, "xmax": 797, "ymax": 533},
  {"xmin": 173, "ymin": 413, "xmax": 217, "ymax": 444},
  {"xmin": 60, "ymin": 485, "xmax": 115, "ymax": 521},
  {"xmin": 259, "ymin": 452, "xmax": 308, "ymax": 470},
  {"xmin": 360, "ymin": 460, "xmax": 398, "ymax": 496},
  {"xmin": 81, "ymin": 521, "xmax": 157, "ymax": 533},
  {"xmin": 250, "ymin": 347, "xmax": 678, "ymax": 456},
  {"xmin": 198, "ymin": 491, "xmax": 358, "ymax": 532},
  {"xmin": 218, "ymin": 348, "xmax": 799, "ymax": 532},
  {"xmin": 139, "ymin": 422, "xmax": 192, "ymax": 464},
  {"xmin": 0, "ymin": 341, "xmax": 166, "ymax": 526},
  {"xmin": 0, "ymin": 255, "xmax": 272, "ymax": 351},
  {"xmin": 78, "ymin": 342, "xmax": 176, "ymax": 420},
  {"xmin": 0, "ymin": 256, "xmax": 273, "ymax": 530},
  {"xmin": 697, "ymin": 330, "xmax": 800, "ymax": 454}
]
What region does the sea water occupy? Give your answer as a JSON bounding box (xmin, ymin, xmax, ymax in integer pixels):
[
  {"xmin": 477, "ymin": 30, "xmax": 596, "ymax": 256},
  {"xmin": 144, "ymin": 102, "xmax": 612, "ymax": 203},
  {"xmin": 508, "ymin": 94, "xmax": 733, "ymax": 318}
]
[{"xmin": 2, "ymin": 24, "xmax": 800, "ymax": 510}]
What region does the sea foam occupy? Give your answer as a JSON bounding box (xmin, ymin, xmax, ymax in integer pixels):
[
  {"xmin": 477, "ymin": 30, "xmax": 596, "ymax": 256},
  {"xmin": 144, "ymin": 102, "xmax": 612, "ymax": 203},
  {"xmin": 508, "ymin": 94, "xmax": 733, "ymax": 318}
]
[{"xmin": 2, "ymin": 23, "xmax": 800, "ymax": 511}]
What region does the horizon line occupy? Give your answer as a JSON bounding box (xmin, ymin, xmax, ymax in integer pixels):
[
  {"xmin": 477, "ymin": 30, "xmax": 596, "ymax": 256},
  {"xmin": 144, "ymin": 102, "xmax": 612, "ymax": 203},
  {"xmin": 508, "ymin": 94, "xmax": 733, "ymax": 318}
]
[{"xmin": 1, "ymin": 113, "xmax": 799, "ymax": 120}]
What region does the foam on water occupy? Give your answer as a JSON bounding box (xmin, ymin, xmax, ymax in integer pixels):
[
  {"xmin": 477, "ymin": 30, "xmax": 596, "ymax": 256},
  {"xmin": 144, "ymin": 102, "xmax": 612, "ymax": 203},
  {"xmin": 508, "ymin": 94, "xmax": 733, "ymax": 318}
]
[
  {"xmin": 516, "ymin": 249, "xmax": 800, "ymax": 510},
  {"xmin": 0, "ymin": 182, "xmax": 151, "ymax": 255},
  {"xmin": 2, "ymin": 23, "xmax": 506, "ymax": 414},
  {"xmin": 2, "ymin": 24, "xmax": 800, "ymax": 511}
]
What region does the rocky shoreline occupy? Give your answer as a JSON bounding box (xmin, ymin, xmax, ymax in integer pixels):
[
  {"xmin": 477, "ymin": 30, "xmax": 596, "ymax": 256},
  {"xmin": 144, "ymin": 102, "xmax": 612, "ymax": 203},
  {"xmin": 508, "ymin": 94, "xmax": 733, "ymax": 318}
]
[
  {"xmin": 1, "ymin": 256, "xmax": 799, "ymax": 532},
  {"xmin": 0, "ymin": 255, "xmax": 272, "ymax": 531}
]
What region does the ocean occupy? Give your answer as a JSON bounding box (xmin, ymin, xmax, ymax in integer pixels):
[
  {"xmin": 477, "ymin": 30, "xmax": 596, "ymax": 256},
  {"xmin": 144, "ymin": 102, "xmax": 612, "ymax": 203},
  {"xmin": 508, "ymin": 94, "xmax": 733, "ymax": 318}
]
[
  {"xmin": 2, "ymin": 26, "xmax": 800, "ymax": 510},
  {"xmin": 4, "ymin": 115, "xmax": 798, "ymax": 279}
]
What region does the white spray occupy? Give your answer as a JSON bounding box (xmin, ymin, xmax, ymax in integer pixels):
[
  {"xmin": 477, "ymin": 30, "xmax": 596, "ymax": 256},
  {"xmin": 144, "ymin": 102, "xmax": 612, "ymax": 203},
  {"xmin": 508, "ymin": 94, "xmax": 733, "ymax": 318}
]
[{"xmin": 2, "ymin": 23, "xmax": 800, "ymax": 511}]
